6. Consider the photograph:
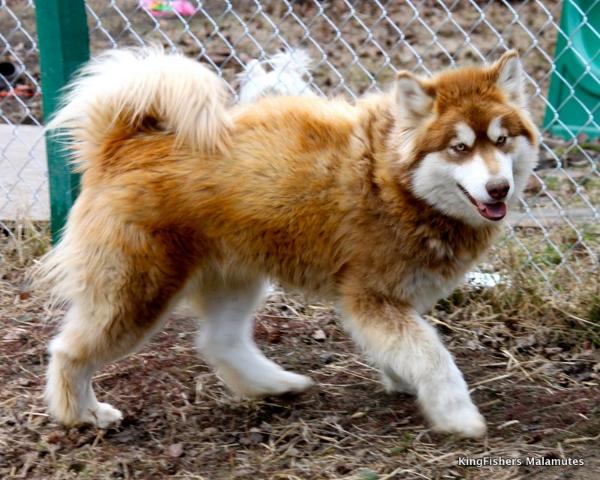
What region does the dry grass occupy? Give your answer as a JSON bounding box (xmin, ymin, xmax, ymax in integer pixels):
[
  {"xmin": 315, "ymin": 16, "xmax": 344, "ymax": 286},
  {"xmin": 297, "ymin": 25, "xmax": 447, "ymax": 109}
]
[{"xmin": 1, "ymin": 221, "xmax": 599, "ymax": 479}]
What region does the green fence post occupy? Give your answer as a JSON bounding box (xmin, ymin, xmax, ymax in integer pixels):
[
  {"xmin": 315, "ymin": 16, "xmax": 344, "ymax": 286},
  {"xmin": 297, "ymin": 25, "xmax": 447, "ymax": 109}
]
[
  {"xmin": 543, "ymin": 0, "xmax": 600, "ymax": 139},
  {"xmin": 35, "ymin": 0, "xmax": 89, "ymax": 243}
]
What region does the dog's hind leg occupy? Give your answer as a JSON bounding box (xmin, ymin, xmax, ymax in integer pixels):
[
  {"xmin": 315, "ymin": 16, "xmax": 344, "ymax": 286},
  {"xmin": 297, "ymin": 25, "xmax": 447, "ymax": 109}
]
[
  {"xmin": 43, "ymin": 218, "xmax": 193, "ymax": 427},
  {"xmin": 189, "ymin": 278, "xmax": 313, "ymax": 398},
  {"xmin": 46, "ymin": 303, "xmax": 131, "ymax": 428}
]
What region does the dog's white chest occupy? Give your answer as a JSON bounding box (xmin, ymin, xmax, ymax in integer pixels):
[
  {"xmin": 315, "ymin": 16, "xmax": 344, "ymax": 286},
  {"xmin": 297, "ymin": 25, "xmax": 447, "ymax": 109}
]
[{"xmin": 401, "ymin": 268, "xmax": 463, "ymax": 314}]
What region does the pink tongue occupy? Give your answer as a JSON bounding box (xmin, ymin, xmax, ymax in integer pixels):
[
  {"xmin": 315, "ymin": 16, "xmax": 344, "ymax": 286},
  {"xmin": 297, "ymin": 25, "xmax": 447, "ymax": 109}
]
[{"xmin": 477, "ymin": 201, "xmax": 507, "ymax": 221}]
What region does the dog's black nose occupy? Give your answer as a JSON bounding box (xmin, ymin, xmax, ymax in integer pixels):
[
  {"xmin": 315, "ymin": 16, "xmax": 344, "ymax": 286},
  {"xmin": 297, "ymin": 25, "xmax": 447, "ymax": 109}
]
[{"xmin": 486, "ymin": 179, "xmax": 510, "ymax": 200}]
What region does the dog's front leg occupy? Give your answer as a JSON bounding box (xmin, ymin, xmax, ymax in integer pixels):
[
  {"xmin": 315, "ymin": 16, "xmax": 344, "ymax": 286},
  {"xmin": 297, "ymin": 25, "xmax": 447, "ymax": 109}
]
[{"xmin": 341, "ymin": 294, "xmax": 486, "ymax": 438}]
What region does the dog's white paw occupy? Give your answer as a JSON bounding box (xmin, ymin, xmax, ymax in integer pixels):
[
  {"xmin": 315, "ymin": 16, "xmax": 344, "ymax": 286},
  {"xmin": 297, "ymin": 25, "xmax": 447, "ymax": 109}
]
[
  {"xmin": 81, "ymin": 402, "xmax": 123, "ymax": 428},
  {"xmin": 227, "ymin": 369, "xmax": 314, "ymax": 398},
  {"xmin": 427, "ymin": 401, "xmax": 487, "ymax": 438},
  {"xmin": 260, "ymin": 371, "xmax": 314, "ymax": 396}
]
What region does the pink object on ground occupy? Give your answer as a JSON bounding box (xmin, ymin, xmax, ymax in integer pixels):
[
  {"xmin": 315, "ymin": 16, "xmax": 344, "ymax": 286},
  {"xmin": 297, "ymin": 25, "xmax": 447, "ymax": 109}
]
[{"xmin": 140, "ymin": 0, "xmax": 196, "ymax": 18}]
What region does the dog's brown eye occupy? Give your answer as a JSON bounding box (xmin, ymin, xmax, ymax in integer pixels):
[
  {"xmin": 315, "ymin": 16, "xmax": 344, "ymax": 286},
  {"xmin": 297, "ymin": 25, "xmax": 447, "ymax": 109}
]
[
  {"xmin": 496, "ymin": 135, "xmax": 507, "ymax": 146},
  {"xmin": 452, "ymin": 143, "xmax": 468, "ymax": 153}
]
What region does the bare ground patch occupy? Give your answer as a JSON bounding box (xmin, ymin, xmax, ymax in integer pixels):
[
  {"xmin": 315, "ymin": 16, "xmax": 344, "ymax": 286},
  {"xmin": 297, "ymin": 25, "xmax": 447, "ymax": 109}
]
[{"xmin": 1, "ymin": 224, "xmax": 599, "ymax": 479}]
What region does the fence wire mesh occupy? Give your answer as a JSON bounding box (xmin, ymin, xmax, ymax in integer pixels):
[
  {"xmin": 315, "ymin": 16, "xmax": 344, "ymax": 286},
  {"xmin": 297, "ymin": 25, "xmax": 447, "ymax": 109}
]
[
  {"xmin": 0, "ymin": 0, "xmax": 598, "ymax": 283},
  {"xmin": 0, "ymin": 0, "xmax": 46, "ymax": 231}
]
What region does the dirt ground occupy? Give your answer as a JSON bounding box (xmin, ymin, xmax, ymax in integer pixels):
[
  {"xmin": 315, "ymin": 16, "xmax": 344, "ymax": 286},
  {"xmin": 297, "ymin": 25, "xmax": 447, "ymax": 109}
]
[
  {"xmin": 1, "ymin": 223, "xmax": 599, "ymax": 479},
  {"xmin": 1, "ymin": 1, "xmax": 599, "ymax": 479}
]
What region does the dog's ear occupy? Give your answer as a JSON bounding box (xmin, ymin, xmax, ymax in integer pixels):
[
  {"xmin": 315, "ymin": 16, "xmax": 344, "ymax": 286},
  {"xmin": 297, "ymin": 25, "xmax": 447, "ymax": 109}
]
[
  {"xmin": 492, "ymin": 50, "xmax": 526, "ymax": 108},
  {"xmin": 395, "ymin": 71, "xmax": 435, "ymax": 122}
]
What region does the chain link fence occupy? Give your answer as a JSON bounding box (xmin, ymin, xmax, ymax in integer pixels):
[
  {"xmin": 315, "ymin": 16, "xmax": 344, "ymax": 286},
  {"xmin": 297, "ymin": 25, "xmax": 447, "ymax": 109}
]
[
  {"xmin": 1, "ymin": 0, "xmax": 598, "ymax": 282},
  {"xmin": 0, "ymin": 0, "xmax": 46, "ymax": 228}
]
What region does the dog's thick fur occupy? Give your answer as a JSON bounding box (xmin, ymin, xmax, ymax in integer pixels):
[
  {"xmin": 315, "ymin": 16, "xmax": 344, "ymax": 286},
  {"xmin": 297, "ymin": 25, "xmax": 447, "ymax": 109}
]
[{"xmin": 39, "ymin": 48, "xmax": 538, "ymax": 438}]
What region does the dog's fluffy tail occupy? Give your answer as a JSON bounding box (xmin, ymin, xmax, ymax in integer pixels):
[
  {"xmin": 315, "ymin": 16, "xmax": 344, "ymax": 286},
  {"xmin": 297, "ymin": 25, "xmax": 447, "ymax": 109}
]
[{"xmin": 49, "ymin": 48, "xmax": 231, "ymax": 171}]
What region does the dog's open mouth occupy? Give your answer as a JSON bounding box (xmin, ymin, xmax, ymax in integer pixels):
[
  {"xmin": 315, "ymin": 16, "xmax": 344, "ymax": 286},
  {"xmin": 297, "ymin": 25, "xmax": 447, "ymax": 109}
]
[{"xmin": 458, "ymin": 184, "xmax": 507, "ymax": 221}]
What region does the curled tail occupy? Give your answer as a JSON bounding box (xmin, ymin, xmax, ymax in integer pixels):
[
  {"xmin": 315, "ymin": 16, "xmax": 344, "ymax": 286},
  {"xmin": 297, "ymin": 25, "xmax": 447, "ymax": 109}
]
[{"xmin": 49, "ymin": 48, "xmax": 231, "ymax": 171}]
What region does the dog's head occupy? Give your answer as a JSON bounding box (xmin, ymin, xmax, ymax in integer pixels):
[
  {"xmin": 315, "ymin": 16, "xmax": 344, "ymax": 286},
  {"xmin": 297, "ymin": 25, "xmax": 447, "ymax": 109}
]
[{"xmin": 394, "ymin": 51, "xmax": 539, "ymax": 227}]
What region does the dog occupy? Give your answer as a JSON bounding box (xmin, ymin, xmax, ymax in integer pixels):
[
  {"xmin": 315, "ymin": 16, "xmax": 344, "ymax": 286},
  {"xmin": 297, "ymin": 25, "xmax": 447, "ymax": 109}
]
[
  {"xmin": 38, "ymin": 47, "xmax": 538, "ymax": 438},
  {"xmin": 238, "ymin": 48, "xmax": 315, "ymax": 103}
]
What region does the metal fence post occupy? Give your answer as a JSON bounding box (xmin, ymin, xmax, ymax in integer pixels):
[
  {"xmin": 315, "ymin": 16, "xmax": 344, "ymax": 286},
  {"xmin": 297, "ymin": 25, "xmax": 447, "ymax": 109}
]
[{"xmin": 35, "ymin": 0, "xmax": 89, "ymax": 243}]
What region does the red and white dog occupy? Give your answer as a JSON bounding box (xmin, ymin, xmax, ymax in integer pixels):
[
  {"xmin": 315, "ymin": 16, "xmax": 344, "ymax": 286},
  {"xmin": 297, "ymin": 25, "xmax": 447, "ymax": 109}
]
[{"xmin": 39, "ymin": 48, "xmax": 538, "ymax": 438}]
